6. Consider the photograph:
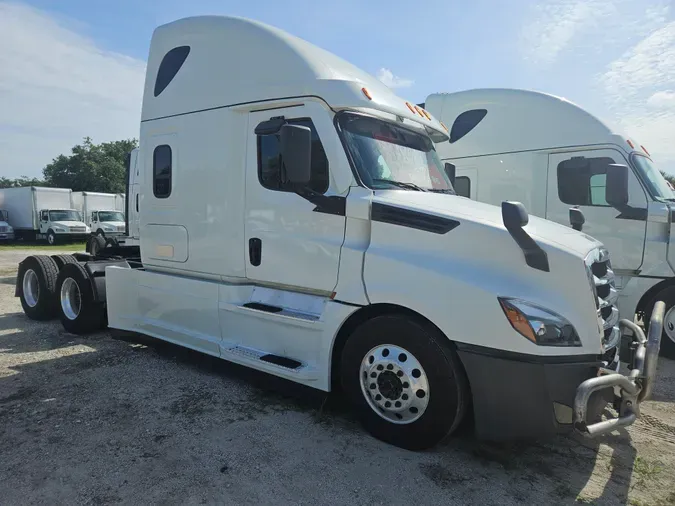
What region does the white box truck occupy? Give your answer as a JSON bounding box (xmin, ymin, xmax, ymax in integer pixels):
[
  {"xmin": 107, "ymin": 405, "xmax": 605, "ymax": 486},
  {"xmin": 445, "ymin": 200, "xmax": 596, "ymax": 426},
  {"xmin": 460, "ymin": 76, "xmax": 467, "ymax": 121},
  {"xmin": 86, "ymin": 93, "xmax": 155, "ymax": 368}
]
[
  {"xmin": 13, "ymin": 17, "xmax": 663, "ymax": 450},
  {"xmin": 0, "ymin": 187, "xmax": 90, "ymax": 244},
  {"xmin": 0, "ymin": 209, "xmax": 14, "ymax": 241},
  {"xmin": 71, "ymin": 191, "xmax": 126, "ymax": 238},
  {"xmin": 115, "ymin": 193, "xmax": 126, "ymax": 213},
  {"xmin": 423, "ymin": 89, "xmax": 675, "ymax": 359}
]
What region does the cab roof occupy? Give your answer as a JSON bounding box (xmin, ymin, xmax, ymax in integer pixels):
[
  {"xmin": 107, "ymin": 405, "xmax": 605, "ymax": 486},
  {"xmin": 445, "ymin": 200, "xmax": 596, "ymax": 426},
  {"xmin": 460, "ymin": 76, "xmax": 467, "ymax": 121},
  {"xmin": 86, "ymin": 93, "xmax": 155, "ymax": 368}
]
[
  {"xmin": 425, "ymin": 89, "xmax": 623, "ymax": 157},
  {"xmin": 142, "ymin": 16, "xmax": 447, "ymax": 139}
]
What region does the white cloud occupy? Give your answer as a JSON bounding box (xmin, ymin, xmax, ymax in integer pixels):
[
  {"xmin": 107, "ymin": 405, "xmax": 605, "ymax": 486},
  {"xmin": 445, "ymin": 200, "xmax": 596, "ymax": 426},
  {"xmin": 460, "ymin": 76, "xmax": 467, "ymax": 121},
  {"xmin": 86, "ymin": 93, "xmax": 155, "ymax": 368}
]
[
  {"xmin": 520, "ymin": 0, "xmax": 619, "ymax": 66},
  {"xmin": 376, "ymin": 68, "xmax": 414, "ymax": 89},
  {"xmin": 598, "ymin": 20, "xmax": 675, "ymax": 170},
  {"xmin": 647, "ymin": 91, "xmax": 675, "ymax": 108},
  {"xmin": 0, "ymin": 2, "xmax": 145, "ymax": 178}
]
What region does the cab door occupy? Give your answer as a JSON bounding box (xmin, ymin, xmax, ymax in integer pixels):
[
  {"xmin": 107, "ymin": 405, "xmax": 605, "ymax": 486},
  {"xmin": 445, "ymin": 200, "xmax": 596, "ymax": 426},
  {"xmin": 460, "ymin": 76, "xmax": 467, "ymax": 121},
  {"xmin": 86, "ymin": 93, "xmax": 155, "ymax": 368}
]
[
  {"xmin": 546, "ymin": 149, "xmax": 648, "ymax": 273},
  {"xmin": 244, "ymin": 105, "xmax": 346, "ymax": 294}
]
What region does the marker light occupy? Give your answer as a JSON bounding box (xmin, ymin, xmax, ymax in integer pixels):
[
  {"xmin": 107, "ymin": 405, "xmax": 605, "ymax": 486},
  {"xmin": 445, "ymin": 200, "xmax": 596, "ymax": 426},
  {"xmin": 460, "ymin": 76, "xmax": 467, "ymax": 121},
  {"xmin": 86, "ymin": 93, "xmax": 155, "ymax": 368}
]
[
  {"xmin": 440, "ymin": 121, "xmax": 448, "ymax": 131},
  {"xmin": 362, "ymin": 87, "xmax": 372, "ymax": 100},
  {"xmin": 641, "ymin": 145, "xmax": 650, "ymax": 156},
  {"xmin": 405, "ymin": 102, "xmax": 416, "ymax": 114},
  {"xmin": 414, "ymin": 105, "xmax": 426, "ymax": 118},
  {"xmin": 627, "ymin": 139, "xmax": 635, "ymax": 149},
  {"xmin": 421, "ymin": 109, "xmax": 431, "ymax": 120}
]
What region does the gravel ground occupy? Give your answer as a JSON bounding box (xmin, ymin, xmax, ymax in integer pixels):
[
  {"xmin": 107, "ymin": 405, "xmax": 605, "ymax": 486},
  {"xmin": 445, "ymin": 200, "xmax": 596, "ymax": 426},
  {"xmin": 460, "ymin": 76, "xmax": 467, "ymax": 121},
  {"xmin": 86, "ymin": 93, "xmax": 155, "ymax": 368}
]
[{"xmin": 1, "ymin": 249, "xmax": 674, "ymax": 505}]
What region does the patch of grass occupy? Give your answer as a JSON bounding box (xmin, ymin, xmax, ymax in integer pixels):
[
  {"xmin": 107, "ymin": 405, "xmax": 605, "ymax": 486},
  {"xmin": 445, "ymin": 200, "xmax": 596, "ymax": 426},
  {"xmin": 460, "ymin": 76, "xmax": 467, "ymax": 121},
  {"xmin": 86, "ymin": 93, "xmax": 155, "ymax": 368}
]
[
  {"xmin": 0, "ymin": 242, "xmax": 86, "ymax": 251},
  {"xmin": 631, "ymin": 456, "xmax": 663, "ymax": 490}
]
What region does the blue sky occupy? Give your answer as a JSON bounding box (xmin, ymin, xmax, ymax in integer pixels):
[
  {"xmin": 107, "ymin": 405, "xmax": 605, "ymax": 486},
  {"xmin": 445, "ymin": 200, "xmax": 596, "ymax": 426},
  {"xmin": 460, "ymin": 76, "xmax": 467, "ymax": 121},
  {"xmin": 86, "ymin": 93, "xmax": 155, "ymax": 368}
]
[{"xmin": 1, "ymin": 0, "xmax": 674, "ymax": 177}]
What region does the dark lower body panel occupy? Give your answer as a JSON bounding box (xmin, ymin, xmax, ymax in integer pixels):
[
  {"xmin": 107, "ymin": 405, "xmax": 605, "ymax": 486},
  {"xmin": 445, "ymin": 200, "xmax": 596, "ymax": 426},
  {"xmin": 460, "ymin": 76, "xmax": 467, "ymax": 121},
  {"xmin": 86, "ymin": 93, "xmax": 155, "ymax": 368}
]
[{"xmin": 457, "ymin": 344, "xmax": 612, "ymax": 441}]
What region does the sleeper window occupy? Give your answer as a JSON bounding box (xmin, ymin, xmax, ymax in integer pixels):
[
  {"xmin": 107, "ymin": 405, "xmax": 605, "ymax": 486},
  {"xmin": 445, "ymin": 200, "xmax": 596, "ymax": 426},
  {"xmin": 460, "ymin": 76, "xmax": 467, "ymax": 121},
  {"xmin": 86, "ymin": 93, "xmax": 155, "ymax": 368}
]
[
  {"xmin": 153, "ymin": 145, "xmax": 172, "ymax": 199},
  {"xmin": 557, "ymin": 156, "xmax": 616, "ymax": 206},
  {"xmin": 257, "ymin": 119, "xmax": 329, "ymax": 194}
]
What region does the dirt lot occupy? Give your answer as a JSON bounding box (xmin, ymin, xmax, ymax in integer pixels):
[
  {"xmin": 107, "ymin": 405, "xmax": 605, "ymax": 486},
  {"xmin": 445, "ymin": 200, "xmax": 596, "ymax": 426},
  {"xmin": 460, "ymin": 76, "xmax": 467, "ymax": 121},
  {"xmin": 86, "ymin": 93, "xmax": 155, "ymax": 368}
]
[{"xmin": 1, "ymin": 250, "xmax": 674, "ymax": 505}]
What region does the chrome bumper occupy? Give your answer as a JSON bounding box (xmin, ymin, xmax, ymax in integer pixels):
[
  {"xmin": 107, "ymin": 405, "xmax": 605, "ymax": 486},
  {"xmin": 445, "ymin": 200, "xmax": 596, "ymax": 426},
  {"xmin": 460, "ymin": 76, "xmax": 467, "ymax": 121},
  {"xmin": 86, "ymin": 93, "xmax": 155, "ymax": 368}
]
[{"xmin": 573, "ymin": 301, "xmax": 664, "ymax": 437}]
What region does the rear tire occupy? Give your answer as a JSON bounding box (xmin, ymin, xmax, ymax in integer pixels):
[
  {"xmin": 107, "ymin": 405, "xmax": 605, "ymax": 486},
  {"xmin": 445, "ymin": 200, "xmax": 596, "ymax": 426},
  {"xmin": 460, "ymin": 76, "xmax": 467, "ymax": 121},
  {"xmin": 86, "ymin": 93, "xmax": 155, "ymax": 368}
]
[
  {"xmin": 55, "ymin": 263, "xmax": 105, "ymax": 334},
  {"xmin": 340, "ymin": 315, "xmax": 468, "ymax": 450},
  {"xmin": 51, "ymin": 254, "xmax": 78, "ymax": 271},
  {"xmin": 17, "ymin": 255, "xmax": 59, "ymax": 320},
  {"xmin": 87, "ymin": 235, "xmax": 106, "ymax": 257},
  {"xmin": 645, "ymin": 287, "xmax": 675, "ymax": 360}
]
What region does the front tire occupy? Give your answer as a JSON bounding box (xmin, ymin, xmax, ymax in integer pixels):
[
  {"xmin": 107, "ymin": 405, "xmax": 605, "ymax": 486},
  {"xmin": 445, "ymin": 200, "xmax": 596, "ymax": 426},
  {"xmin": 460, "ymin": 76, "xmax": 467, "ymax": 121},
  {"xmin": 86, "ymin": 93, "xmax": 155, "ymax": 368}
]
[
  {"xmin": 645, "ymin": 287, "xmax": 675, "ymax": 359},
  {"xmin": 46, "ymin": 230, "xmax": 56, "ymax": 246},
  {"xmin": 55, "ymin": 262, "xmax": 105, "ymax": 334},
  {"xmin": 340, "ymin": 315, "xmax": 468, "ymax": 450},
  {"xmin": 17, "ymin": 255, "xmax": 59, "ymax": 320}
]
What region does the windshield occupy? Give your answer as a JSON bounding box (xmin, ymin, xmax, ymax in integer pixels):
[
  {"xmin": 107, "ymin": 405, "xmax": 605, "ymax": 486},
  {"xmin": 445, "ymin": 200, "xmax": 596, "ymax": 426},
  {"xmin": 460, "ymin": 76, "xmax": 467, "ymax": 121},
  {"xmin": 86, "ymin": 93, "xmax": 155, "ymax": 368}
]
[
  {"xmin": 631, "ymin": 154, "xmax": 674, "ymax": 200},
  {"xmin": 49, "ymin": 210, "xmax": 82, "ymax": 222},
  {"xmin": 0, "ymin": 210, "xmax": 7, "ymax": 222},
  {"xmin": 98, "ymin": 211, "xmax": 124, "ymax": 222},
  {"xmin": 338, "ymin": 113, "xmax": 455, "ymax": 193}
]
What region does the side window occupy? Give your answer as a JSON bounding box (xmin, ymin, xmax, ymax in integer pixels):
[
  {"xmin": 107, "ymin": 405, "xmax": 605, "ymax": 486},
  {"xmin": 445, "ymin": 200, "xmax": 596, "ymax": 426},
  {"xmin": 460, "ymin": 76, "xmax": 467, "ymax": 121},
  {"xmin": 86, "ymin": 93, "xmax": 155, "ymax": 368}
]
[
  {"xmin": 557, "ymin": 156, "xmax": 615, "ymax": 206},
  {"xmin": 41, "ymin": 210, "xmax": 48, "ymax": 221},
  {"xmin": 257, "ymin": 119, "xmax": 329, "ymax": 194},
  {"xmin": 154, "ymin": 46, "xmax": 190, "ymax": 97},
  {"xmin": 91, "ymin": 212, "xmax": 97, "ymax": 222},
  {"xmin": 450, "ymin": 109, "xmax": 487, "ymax": 143},
  {"xmin": 454, "ymin": 176, "xmax": 471, "ymax": 198},
  {"xmin": 153, "ymin": 145, "xmax": 172, "ymax": 199}
]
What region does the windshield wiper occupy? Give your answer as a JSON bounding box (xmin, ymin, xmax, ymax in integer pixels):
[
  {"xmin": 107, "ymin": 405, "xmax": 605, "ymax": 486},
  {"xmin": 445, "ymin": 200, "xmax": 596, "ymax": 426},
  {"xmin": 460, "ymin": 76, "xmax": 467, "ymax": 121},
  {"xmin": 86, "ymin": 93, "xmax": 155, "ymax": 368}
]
[
  {"xmin": 427, "ymin": 188, "xmax": 456, "ymax": 195},
  {"xmin": 372, "ymin": 179, "xmax": 427, "ymax": 191}
]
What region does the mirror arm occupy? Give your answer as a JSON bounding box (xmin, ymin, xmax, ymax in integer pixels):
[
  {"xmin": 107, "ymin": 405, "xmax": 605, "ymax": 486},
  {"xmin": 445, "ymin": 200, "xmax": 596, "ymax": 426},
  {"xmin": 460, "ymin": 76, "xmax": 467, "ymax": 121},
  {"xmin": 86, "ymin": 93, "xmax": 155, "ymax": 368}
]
[{"xmin": 295, "ymin": 187, "xmax": 346, "ymax": 216}]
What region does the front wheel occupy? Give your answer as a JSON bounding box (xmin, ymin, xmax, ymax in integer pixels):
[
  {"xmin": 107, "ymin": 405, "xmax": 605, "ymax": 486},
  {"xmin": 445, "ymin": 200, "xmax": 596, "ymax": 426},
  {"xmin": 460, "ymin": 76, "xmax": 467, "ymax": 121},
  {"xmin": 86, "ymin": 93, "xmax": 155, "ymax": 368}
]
[
  {"xmin": 46, "ymin": 230, "xmax": 56, "ymax": 245},
  {"xmin": 340, "ymin": 315, "xmax": 468, "ymax": 450},
  {"xmin": 645, "ymin": 287, "xmax": 675, "ymax": 359}
]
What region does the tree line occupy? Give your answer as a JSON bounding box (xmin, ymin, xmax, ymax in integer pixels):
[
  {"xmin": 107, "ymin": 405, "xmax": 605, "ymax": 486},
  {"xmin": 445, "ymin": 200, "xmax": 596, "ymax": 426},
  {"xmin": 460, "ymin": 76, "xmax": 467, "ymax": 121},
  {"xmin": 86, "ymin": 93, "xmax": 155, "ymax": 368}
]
[{"xmin": 1, "ymin": 137, "xmax": 138, "ymax": 193}]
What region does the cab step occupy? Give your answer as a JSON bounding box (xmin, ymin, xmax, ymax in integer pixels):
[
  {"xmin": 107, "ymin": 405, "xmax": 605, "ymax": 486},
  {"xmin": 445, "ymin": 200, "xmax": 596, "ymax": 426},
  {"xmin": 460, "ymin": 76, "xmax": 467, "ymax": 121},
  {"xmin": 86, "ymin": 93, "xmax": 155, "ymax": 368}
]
[{"xmin": 221, "ymin": 345, "xmax": 317, "ymax": 380}]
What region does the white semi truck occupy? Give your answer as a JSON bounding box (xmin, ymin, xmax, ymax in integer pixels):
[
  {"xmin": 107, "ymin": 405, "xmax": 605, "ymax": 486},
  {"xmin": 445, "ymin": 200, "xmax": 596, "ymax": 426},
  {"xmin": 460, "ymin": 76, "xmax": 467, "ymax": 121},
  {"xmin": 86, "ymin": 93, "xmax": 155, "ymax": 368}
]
[
  {"xmin": 423, "ymin": 89, "xmax": 675, "ymax": 359},
  {"xmin": 0, "ymin": 209, "xmax": 14, "ymax": 242},
  {"xmin": 0, "ymin": 186, "xmax": 90, "ymax": 244},
  {"xmin": 71, "ymin": 191, "xmax": 126, "ymax": 238},
  {"xmin": 13, "ymin": 17, "xmax": 663, "ymax": 450}
]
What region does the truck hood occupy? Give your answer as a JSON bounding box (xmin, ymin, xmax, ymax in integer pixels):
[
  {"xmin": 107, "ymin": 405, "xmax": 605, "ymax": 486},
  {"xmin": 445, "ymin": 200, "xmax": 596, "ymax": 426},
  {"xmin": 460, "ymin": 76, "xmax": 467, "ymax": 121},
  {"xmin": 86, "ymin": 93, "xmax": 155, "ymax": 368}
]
[
  {"xmin": 373, "ymin": 191, "xmax": 602, "ymax": 259},
  {"xmin": 0, "ymin": 221, "xmax": 10, "ymax": 227},
  {"xmin": 99, "ymin": 221, "xmax": 126, "ymax": 227},
  {"xmin": 52, "ymin": 221, "xmax": 88, "ymax": 228}
]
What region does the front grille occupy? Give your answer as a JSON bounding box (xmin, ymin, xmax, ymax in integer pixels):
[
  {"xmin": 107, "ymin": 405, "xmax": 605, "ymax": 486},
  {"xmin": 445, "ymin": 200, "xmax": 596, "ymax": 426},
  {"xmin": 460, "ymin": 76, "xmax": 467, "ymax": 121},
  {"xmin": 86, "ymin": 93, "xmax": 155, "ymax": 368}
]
[
  {"xmin": 116, "ymin": 225, "xmax": 125, "ymax": 232},
  {"xmin": 587, "ymin": 248, "xmax": 619, "ymax": 350},
  {"xmin": 69, "ymin": 227, "xmax": 86, "ymax": 233}
]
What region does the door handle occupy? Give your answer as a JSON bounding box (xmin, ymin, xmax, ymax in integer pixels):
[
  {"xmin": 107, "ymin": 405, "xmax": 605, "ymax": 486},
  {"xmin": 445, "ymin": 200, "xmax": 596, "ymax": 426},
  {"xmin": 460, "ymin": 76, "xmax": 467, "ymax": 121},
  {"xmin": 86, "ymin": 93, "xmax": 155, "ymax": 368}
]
[
  {"xmin": 249, "ymin": 238, "xmax": 262, "ymax": 266},
  {"xmin": 136, "ymin": 194, "xmax": 139, "ymax": 212}
]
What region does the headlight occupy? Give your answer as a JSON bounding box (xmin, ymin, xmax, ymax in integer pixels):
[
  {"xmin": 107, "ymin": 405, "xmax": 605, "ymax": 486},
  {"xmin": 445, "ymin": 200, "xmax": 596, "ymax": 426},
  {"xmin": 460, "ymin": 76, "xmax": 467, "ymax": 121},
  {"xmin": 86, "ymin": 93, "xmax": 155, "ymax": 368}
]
[
  {"xmin": 103, "ymin": 226, "xmax": 114, "ymax": 231},
  {"xmin": 54, "ymin": 227, "xmax": 66, "ymax": 232},
  {"xmin": 7, "ymin": 226, "xmax": 12, "ymax": 232},
  {"xmin": 498, "ymin": 298, "xmax": 581, "ymax": 347}
]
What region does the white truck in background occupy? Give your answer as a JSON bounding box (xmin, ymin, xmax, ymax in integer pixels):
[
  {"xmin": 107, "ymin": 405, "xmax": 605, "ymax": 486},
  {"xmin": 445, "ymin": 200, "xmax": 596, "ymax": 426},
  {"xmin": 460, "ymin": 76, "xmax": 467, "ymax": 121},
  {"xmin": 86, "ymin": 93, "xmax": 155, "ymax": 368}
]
[
  {"xmin": 0, "ymin": 209, "xmax": 14, "ymax": 241},
  {"xmin": 115, "ymin": 193, "xmax": 126, "ymax": 213},
  {"xmin": 13, "ymin": 17, "xmax": 664, "ymax": 450},
  {"xmin": 0, "ymin": 186, "xmax": 90, "ymax": 244},
  {"xmin": 71, "ymin": 191, "xmax": 126, "ymax": 238},
  {"xmin": 423, "ymin": 89, "xmax": 675, "ymax": 359}
]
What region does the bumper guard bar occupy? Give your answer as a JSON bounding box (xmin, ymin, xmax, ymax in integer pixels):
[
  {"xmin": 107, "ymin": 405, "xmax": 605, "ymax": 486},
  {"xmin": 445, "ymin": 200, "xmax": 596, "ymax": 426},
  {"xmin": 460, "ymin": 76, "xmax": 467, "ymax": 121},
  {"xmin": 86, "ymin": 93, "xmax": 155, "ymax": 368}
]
[{"xmin": 574, "ymin": 301, "xmax": 664, "ymax": 437}]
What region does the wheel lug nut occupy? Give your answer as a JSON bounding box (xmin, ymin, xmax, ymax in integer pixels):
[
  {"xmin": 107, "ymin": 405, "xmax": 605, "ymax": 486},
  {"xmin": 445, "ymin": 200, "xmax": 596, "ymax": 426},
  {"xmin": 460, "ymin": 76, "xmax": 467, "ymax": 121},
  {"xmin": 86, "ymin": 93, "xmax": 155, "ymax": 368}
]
[
  {"xmin": 384, "ymin": 401, "xmax": 391, "ymax": 408},
  {"xmin": 370, "ymin": 372, "xmax": 377, "ymax": 378},
  {"xmin": 397, "ymin": 371, "xmax": 404, "ymax": 377},
  {"xmin": 402, "ymin": 394, "xmax": 408, "ymax": 400}
]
